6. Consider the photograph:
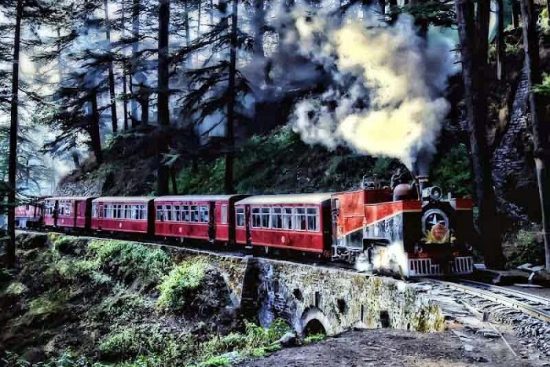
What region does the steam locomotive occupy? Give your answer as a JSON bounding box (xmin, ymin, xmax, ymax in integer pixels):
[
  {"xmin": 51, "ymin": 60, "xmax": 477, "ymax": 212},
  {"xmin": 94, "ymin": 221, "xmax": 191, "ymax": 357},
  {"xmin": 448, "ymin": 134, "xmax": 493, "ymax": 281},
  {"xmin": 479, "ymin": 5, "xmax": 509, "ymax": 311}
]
[{"xmin": 16, "ymin": 176, "xmax": 474, "ymax": 277}]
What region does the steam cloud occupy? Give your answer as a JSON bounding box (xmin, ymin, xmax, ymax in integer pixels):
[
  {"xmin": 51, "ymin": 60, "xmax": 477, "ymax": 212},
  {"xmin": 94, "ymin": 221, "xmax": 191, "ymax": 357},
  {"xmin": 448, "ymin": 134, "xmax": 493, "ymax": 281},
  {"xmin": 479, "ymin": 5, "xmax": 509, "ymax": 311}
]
[{"xmin": 288, "ymin": 7, "xmax": 456, "ymax": 171}]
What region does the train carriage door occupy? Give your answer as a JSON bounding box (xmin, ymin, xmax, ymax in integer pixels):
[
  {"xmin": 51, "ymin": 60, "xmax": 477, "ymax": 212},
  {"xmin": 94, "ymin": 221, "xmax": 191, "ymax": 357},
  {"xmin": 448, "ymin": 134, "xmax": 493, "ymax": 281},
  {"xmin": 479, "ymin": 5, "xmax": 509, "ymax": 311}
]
[
  {"xmin": 73, "ymin": 200, "xmax": 78, "ymax": 227},
  {"xmin": 53, "ymin": 200, "xmax": 59, "ymax": 227},
  {"xmin": 208, "ymin": 201, "xmax": 216, "ymax": 243},
  {"xmin": 245, "ymin": 205, "xmax": 252, "ymax": 247},
  {"xmin": 331, "ymin": 198, "xmax": 340, "ymax": 247}
]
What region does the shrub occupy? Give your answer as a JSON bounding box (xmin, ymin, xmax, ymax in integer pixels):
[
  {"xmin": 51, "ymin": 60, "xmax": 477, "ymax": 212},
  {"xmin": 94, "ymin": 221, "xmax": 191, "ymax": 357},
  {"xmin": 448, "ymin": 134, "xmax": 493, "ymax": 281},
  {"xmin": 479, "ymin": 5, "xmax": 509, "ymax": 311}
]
[
  {"xmin": 199, "ymin": 356, "xmax": 231, "ymax": 367},
  {"xmin": 431, "ymin": 143, "xmax": 473, "ymax": 197},
  {"xmin": 304, "ymin": 333, "xmax": 326, "ymax": 344},
  {"xmin": 88, "ymin": 240, "xmax": 171, "ymax": 287},
  {"xmin": 3, "ymin": 282, "xmax": 28, "ymax": 296},
  {"xmin": 505, "ymin": 224, "xmax": 546, "ymax": 267},
  {"xmin": 28, "ymin": 289, "xmax": 70, "ymax": 316},
  {"xmin": 156, "ymin": 258, "xmax": 208, "ymax": 311},
  {"xmin": 200, "ymin": 319, "xmax": 291, "ymax": 363}
]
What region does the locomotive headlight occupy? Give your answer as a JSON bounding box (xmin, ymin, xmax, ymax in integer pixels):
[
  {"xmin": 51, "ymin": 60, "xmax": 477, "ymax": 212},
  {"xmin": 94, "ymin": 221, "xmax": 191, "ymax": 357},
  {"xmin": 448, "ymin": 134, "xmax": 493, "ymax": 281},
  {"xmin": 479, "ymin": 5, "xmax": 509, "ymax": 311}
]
[{"xmin": 422, "ymin": 186, "xmax": 443, "ymax": 201}]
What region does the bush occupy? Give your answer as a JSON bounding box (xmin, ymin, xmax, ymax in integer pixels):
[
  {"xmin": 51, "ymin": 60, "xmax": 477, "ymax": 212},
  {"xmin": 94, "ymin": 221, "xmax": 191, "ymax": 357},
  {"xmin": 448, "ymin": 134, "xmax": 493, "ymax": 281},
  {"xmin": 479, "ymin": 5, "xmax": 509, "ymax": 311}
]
[
  {"xmin": 504, "ymin": 224, "xmax": 546, "ymax": 267},
  {"xmin": 157, "ymin": 257, "xmax": 208, "ymax": 311},
  {"xmin": 28, "ymin": 289, "xmax": 70, "ymax": 316},
  {"xmin": 200, "ymin": 319, "xmax": 291, "ymax": 363},
  {"xmin": 88, "ymin": 240, "xmax": 171, "ymax": 287}
]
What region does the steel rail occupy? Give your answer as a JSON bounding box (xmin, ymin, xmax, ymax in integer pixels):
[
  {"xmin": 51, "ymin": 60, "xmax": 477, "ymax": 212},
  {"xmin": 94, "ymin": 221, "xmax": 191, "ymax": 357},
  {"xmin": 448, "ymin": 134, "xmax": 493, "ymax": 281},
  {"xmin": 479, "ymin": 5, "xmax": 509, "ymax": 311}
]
[{"xmin": 429, "ymin": 279, "xmax": 550, "ymax": 323}]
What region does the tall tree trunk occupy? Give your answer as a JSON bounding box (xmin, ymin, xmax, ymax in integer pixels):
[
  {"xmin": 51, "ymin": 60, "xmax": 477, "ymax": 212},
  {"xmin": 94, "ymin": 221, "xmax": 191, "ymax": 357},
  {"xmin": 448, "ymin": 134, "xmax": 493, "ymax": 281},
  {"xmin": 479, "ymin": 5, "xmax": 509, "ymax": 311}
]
[
  {"xmin": 131, "ymin": 0, "xmax": 140, "ymax": 127},
  {"xmin": 104, "ymin": 0, "xmax": 118, "ymax": 133},
  {"xmin": 378, "ymin": 0, "xmax": 385, "ymax": 14},
  {"xmin": 455, "ymin": 0, "xmax": 505, "ymax": 268},
  {"xmin": 520, "ymin": 0, "xmax": 550, "ymax": 270},
  {"xmin": 89, "ymin": 91, "xmax": 103, "ymax": 165},
  {"xmin": 225, "ymin": 0, "xmax": 238, "ymax": 194},
  {"xmin": 252, "ymin": 0, "xmax": 265, "ymax": 57},
  {"xmin": 140, "ymin": 86, "xmax": 150, "ymax": 125},
  {"xmin": 6, "ymin": 0, "xmax": 23, "ymax": 268},
  {"xmin": 121, "ymin": 0, "xmax": 129, "ymax": 130},
  {"xmin": 512, "ymin": 0, "xmax": 521, "ymax": 28},
  {"xmin": 157, "ymin": 0, "xmax": 170, "ymax": 127},
  {"xmin": 496, "ymin": 0, "xmax": 505, "ymax": 81}
]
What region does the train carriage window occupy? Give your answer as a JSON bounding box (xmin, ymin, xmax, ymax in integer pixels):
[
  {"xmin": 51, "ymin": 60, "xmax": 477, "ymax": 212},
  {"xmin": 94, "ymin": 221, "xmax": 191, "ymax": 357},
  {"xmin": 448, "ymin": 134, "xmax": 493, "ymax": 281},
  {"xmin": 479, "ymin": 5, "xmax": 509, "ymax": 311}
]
[
  {"xmin": 139, "ymin": 205, "xmax": 146, "ymax": 220},
  {"xmin": 221, "ymin": 205, "xmax": 228, "ymax": 224},
  {"xmin": 306, "ymin": 208, "xmax": 319, "ymax": 232},
  {"xmin": 183, "ymin": 205, "xmax": 190, "ymax": 222},
  {"xmin": 261, "ymin": 207, "xmax": 270, "ymax": 228},
  {"xmin": 252, "ymin": 208, "xmax": 261, "ymax": 228},
  {"xmin": 191, "ymin": 206, "xmax": 199, "ymax": 222},
  {"xmin": 295, "ymin": 208, "xmax": 307, "ymax": 231},
  {"xmin": 165, "ymin": 205, "xmax": 173, "ymax": 221},
  {"xmin": 282, "ymin": 208, "xmax": 293, "ymax": 230},
  {"xmin": 156, "ymin": 206, "xmax": 164, "ymax": 221},
  {"xmin": 199, "ymin": 206, "xmax": 209, "ymax": 223},
  {"xmin": 174, "ymin": 205, "xmax": 181, "ymax": 221},
  {"xmin": 124, "ymin": 205, "xmax": 131, "ymax": 219},
  {"xmin": 271, "ymin": 207, "xmax": 282, "ymax": 229},
  {"xmin": 236, "ymin": 208, "xmax": 245, "ymax": 227}
]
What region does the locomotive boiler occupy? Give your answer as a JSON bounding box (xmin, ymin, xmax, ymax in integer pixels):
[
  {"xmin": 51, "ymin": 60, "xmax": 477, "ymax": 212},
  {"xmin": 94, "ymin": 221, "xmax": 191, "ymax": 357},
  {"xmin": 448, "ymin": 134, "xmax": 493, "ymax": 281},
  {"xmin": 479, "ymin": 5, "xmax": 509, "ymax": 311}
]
[{"xmin": 331, "ymin": 176, "xmax": 474, "ymax": 277}]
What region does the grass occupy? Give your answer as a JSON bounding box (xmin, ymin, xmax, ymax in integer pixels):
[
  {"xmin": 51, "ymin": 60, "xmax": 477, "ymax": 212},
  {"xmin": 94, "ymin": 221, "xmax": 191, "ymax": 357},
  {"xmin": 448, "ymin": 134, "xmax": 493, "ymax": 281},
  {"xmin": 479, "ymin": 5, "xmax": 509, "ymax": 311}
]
[
  {"xmin": 88, "ymin": 239, "xmax": 172, "ymax": 287},
  {"xmin": 2, "ymin": 281, "xmax": 28, "ymax": 296},
  {"xmin": 157, "ymin": 257, "xmax": 208, "ymax": 311},
  {"xmin": 304, "ymin": 333, "xmax": 326, "ymax": 344},
  {"xmin": 28, "ymin": 289, "xmax": 70, "ymax": 317}
]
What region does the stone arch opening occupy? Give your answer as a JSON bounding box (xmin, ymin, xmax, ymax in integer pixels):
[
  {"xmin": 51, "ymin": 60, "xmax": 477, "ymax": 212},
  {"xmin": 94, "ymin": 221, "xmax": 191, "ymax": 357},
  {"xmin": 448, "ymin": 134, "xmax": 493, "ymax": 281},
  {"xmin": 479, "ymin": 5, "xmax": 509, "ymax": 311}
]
[
  {"xmin": 300, "ymin": 307, "xmax": 333, "ymax": 336},
  {"xmin": 303, "ymin": 319, "xmax": 326, "ymax": 336}
]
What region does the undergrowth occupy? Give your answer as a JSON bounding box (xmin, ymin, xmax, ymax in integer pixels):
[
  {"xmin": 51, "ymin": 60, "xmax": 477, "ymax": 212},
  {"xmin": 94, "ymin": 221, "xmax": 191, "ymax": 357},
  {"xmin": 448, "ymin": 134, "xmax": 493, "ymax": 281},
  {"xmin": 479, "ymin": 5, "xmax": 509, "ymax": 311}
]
[{"xmin": 157, "ymin": 257, "xmax": 208, "ymax": 311}]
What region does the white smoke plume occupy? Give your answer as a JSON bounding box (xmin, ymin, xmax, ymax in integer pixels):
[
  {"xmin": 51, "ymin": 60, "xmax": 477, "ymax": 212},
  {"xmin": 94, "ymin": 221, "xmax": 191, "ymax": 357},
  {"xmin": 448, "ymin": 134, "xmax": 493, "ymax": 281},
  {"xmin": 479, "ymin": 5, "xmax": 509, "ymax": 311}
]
[{"xmin": 288, "ymin": 6, "xmax": 456, "ymax": 171}]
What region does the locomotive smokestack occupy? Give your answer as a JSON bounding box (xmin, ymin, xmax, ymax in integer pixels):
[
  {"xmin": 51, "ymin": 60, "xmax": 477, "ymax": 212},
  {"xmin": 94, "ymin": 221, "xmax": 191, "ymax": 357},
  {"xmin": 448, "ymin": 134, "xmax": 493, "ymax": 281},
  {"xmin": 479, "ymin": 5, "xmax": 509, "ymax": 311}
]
[{"xmin": 417, "ymin": 175, "xmax": 430, "ymax": 194}]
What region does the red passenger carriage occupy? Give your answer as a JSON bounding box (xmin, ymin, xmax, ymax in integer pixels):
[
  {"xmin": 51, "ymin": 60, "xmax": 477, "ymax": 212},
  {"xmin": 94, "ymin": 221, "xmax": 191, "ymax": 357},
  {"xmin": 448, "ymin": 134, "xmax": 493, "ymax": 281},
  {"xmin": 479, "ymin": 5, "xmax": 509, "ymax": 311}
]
[
  {"xmin": 91, "ymin": 197, "xmax": 153, "ymax": 234},
  {"xmin": 154, "ymin": 195, "xmax": 246, "ymax": 243},
  {"xmin": 43, "ymin": 197, "xmax": 94, "ymax": 229},
  {"xmin": 234, "ymin": 194, "xmax": 333, "ymax": 255},
  {"xmin": 15, "ymin": 204, "xmax": 42, "ymax": 228}
]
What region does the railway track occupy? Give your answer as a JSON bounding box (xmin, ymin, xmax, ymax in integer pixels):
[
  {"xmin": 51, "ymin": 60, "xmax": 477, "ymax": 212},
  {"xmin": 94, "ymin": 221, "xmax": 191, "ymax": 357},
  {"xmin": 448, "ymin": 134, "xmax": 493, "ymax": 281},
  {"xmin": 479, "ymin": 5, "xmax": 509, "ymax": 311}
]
[{"xmin": 429, "ymin": 279, "xmax": 550, "ymax": 323}]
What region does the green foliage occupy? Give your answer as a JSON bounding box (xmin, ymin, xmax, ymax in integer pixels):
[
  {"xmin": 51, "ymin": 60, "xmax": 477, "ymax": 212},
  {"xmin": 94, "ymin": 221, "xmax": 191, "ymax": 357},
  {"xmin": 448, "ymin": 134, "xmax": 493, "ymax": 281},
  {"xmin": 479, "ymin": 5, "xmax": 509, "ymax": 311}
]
[
  {"xmin": 430, "ymin": 143, "xmax": 472, "ymax": 197},
  {"xmin": 2, "ymin": 281, "xmax": 28, "ymax": 296},
  {"xmin": 534, "ymin": 73, "xmax": 550, "ymax": 96},
  {"xmin": 157, "ymin": 257, "xmax": 208, "ymax": 311},
  {"xmin": 200, "ymin": 319, "xmax": 291, "ymax": 363},
  {"xmin": 505, "ymin": 224, "xmax": 546, "ymax": 267},
  {"xmin": 28, "ymin": 289, "xmax": 70, "ymax": 316},
  {"xmin": 199, "ymin": 356, "xmax": 231, "ymax": 367},
  {"xmin": 52, "ymin": 236, "xmax": 78, "ymax": 254},
  {"xmin": 88, "ymin": 240, "xmax": 172, "ymax": 287},
  {"xmin": 304, "ymin": 333, "xmax": 326, "ymax": 344},
  {"xmin": 92, "ymin": 286, "xmax": 152, "ymax": 322}
]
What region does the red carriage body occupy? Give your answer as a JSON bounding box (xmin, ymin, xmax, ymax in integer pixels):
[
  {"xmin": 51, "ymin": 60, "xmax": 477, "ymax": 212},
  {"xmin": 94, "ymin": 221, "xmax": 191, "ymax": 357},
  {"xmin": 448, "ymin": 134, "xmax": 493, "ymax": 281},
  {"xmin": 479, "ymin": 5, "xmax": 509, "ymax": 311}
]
[
  {"xmin": 234, "ymin": 194, "xmax": 333, "ymax": 254},
  {"xmin": 91, "ymin": 197, "xmax": 153, "ymax": 234},
  {"xmin": 43, "ymin": 197, "xmax": 94, "ymax": 229},
  {"xmin": 15, "ymin": 204, "xmax": 43, "ymax": 228},
  {"xmin": 153, "ymin": 195, "xmax": 246, "ymax": 243}
]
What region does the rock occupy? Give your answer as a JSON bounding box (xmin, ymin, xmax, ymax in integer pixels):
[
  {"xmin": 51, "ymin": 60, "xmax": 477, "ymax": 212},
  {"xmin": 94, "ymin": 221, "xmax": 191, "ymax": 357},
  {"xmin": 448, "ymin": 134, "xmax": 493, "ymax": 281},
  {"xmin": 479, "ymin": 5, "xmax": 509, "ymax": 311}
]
[
  {"xmin": 278, "ymin": 331, "xmax": 298, "ymax": 347},
  {"xmin": 464, "ymin": 344, "xmax": 475, "ymax": 352},
  {"xmin": 476, "ymin": 329, "xmax": 500, "ymax": 339}
]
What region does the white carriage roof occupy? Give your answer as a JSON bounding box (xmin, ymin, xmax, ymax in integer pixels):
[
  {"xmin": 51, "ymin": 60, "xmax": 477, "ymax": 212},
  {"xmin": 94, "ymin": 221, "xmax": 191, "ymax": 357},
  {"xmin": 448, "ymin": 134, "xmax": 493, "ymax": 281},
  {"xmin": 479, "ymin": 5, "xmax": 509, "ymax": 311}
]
[
  {"xmin": 236, "ymin": 193, "xmax": 332, "ymax": 205},
  {"xmin": 45, "ymin": 196, "xmax": 93, "ymax": 201},
  {"xmin": 154, "ymin": 195, "xmax": 238, "ymax": 202},
  {"xmin": 92, "ymin": 197, "xmax": 153, "ymax": 203}
]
